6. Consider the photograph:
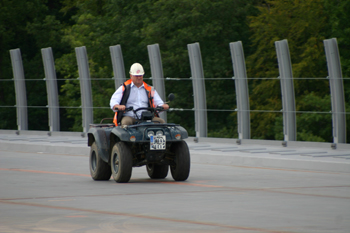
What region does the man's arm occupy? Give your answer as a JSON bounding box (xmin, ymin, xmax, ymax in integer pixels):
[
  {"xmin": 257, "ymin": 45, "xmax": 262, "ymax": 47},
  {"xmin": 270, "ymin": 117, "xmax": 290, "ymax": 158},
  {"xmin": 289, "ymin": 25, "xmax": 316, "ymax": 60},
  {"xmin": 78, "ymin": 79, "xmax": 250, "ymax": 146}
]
[
  {"xmin": 153, "ymin": 90, "xmax": 169, "ymax": 110},
  {"xmin": 110, "ymin": 86, "xmax": 124, "ymax": 112}
]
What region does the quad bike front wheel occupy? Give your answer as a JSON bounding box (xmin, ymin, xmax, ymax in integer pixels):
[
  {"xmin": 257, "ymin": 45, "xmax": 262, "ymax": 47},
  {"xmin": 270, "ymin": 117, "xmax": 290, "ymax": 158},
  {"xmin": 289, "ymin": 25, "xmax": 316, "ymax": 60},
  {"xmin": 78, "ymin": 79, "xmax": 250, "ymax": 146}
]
[
  {"xmin": 89, "ymin": 142, "xmax": 111, "ymax": 180},
  {"xmin": 170, "ymin": 141, "xmax": 190, "ymax": 181},
  {"xmin": 111, "ymin": 142, "xmax": 133, "ymax": 183}
]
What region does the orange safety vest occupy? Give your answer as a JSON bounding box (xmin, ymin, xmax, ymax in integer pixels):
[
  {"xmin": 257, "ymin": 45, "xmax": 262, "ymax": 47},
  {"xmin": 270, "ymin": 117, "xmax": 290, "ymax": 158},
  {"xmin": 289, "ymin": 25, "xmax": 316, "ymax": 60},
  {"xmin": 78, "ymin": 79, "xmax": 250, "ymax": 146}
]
[{"xmin": 113, "ymin": 80, "xmax": 157, "ymax": 126}]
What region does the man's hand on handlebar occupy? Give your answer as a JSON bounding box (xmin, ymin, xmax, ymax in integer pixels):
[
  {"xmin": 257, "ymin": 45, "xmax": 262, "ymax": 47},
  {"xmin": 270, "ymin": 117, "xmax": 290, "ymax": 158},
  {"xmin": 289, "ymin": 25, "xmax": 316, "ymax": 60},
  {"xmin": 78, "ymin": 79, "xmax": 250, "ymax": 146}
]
[
  {"xmin": 113, "ymin": 105, "xmax": 133, "ymax": 112},
  {"xmin": 160, "ymin": 104, "xmax": 169, "ymax": 110},
  {"xmin": 113, "ymin": 104, "xmax": 125, "ymax": 111}
]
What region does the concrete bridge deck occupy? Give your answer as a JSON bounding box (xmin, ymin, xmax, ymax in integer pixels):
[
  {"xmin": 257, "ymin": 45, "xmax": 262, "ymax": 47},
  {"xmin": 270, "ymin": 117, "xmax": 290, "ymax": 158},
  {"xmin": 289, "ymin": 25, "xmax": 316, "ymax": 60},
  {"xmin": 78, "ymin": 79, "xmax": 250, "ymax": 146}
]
[
  {"xmin": 1, "ymin": 130, "xmax": 350, "ymax": 173},
  {"xmin": 1, "ymin": 130, "xmax": 350, "ymax": 232}
]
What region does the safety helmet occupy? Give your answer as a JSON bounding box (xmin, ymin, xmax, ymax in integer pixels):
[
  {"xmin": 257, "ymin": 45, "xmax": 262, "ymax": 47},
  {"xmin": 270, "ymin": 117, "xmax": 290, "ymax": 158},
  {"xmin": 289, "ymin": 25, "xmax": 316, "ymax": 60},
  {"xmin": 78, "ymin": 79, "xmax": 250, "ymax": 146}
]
[{"xmin": 129, "ymin": 63, "xmax": 145, "ymax": 75}]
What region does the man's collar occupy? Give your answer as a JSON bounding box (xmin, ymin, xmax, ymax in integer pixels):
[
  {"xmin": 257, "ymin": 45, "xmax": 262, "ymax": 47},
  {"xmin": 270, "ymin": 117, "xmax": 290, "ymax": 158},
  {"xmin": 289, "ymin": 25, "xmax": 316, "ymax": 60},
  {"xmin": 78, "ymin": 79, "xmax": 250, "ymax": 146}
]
[{"xmin": 131, "ymin": 81, "xmax": 144, "ymax": 88}]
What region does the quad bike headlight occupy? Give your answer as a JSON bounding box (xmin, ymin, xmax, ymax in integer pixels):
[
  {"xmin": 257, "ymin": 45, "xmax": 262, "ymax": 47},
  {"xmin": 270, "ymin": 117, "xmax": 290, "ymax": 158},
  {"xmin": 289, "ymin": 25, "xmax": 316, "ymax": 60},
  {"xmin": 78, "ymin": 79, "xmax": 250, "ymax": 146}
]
[
  {"xmin": 156, "ymin": 130, "xmax": 163, "ymax": 136},
  {"xmin": 147, "ymin": 131, "xmax": 154, "ymax": 138}
]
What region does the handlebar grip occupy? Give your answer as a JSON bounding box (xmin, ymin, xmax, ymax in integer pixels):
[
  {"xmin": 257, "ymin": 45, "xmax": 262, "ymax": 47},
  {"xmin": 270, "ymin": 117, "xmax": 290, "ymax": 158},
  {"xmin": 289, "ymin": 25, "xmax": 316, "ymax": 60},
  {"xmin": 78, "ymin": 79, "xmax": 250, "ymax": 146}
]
[
  {"xmin": 156, "ymin": 106, "xmax": 164, "ymax": 111},
  {"xmin": 114, "ymin": 106, "xmax": 133, "ymax": 111}
]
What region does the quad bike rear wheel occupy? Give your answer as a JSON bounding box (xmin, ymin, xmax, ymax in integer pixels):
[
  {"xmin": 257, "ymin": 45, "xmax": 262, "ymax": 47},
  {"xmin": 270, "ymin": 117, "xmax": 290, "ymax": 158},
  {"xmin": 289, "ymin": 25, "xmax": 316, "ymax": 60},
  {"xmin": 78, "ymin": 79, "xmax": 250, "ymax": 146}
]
[
  {"xmin": 146, "ymin": 164, "xmax": 169, "ymax": 179},
  {"xmin": 89, "ymin": 142, "xmax": 111, "ymax": 180}
]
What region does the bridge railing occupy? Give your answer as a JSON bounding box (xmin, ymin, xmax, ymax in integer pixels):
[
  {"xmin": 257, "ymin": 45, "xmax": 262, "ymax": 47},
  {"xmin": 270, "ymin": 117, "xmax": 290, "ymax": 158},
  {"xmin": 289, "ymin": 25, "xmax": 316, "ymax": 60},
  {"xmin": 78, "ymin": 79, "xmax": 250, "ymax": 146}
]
[{"xmin": 1, "ymin": 39, "xmax": 348, "ymax": 146}]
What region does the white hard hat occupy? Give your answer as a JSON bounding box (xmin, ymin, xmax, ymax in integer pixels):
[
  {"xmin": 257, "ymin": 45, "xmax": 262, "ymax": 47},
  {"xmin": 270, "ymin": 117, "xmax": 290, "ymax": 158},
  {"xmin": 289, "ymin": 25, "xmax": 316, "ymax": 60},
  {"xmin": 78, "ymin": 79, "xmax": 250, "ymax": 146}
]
[{"xmin": 129, "ymin": 63, "xmax": 145, "ymax": 75}]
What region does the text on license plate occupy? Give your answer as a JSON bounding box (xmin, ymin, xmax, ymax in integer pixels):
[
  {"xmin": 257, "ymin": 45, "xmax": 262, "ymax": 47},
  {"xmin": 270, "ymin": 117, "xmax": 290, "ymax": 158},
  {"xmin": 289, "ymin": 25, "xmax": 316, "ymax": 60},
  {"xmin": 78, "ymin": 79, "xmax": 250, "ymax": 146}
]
[{"xmin": 150, "ymin": 135, "xmax": 166, "ymax": 150}]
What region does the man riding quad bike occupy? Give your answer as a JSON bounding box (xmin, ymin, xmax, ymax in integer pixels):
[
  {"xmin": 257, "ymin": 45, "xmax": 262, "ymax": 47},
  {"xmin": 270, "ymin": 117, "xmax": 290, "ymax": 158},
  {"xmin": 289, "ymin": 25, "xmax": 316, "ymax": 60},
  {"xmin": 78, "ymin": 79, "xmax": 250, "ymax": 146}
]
[{"xmin": 87, "ymin": 93, "xmax": 191, "ymax": 183}]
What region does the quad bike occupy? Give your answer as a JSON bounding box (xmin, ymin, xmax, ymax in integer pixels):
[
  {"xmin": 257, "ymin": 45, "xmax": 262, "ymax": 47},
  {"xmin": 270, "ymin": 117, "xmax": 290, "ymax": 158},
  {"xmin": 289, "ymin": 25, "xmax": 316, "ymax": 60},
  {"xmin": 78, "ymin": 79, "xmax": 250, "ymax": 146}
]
[{"xmin": 87, "ymin": 94, "xmax": 190, "ymax": 183}]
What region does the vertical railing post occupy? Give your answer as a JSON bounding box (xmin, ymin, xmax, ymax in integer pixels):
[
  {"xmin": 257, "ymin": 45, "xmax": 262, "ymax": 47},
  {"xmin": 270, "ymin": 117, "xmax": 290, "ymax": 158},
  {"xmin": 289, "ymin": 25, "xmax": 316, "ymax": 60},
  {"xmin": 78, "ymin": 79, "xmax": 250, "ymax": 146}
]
[
  {"xmin": 188, "ymin": 42, "xmax": 207, "ymax": 137},
  {"xmin": 75, "ymin": 46, "xmax": 93, "ymax": 133},
  {"xmin": 147, "ymin": 44, "xmax": 167, "ymax": 121},
  {"xmin": 275, "ymin": 39, "xmax": 297, "ymax": 143},
  {"xmin": 324, "ymin": 38, "xmax": 346, "ymax": 145},
  {"xmin": 41, "ymin": 47, "xmax": 60, "ymax": 132},
  {"xmin": 10, "ymin": 48, "xmax": 28, "ymax": 131},
  {"xmin": 109, "ymin": 45, "xmax": 126, "ymax": 89},
  {"xmin": 229, "ymin": 41, "xmax": 250, "ymax": 141}
]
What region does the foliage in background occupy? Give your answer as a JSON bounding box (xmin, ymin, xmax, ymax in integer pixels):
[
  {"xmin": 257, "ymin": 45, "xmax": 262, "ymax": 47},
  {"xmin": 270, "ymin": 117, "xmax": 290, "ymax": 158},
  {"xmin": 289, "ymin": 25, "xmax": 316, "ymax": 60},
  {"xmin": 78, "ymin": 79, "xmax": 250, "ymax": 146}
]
[
  {"xmin": 246, "ymin": 0, "xmax": 348, "ymax": 141},
  {"xmin": 0, "ymin": 0, "xmax": 349, "ymax": 142},
  {"xmin": 55, "ymin": 0, "xmax": 257, "ymax": 136},
  {"xmin": 0, "ymin": 0, "xmax": 73, "ymax": 130}
]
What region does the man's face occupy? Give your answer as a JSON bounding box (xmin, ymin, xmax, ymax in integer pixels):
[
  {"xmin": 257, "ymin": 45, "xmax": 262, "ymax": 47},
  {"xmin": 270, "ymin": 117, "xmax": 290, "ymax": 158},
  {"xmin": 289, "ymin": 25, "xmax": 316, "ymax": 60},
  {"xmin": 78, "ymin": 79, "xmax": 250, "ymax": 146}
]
[{"xmin": 130, "ymin": 74, "xmax": 143, "ymax": 87}]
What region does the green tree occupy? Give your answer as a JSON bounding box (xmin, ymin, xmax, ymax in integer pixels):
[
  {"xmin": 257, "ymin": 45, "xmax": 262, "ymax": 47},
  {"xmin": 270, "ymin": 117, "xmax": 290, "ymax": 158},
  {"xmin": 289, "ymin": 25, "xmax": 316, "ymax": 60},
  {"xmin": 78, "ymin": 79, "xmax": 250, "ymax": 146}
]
[
  {"xmin": 324, "ymin": 0, "xmax": 350, "ymax": 142},
  {"xmin": 56, "ymin": 0, "xmax": 257, "ymax": 135},
  {"xmin": 141, "ymin": 0, "xmax": 257, "ymax": 137},
  {"xmin": 4, "ymin": 0, "xmax": 346, "ymax": 142},
  {"xmin": 247, "ymin": 0, "xmax": 333, "ymax": 141},
  {"xmin": 0, "ymin": 0, "xmax": 49, "ymax": 130},
  {"xmin": 0, "ymin": 0, "xmax": 74, "ymax": 131},
  {"xmin": 56, "ymin": 0, "xmax": 150, "ymax": 131}
]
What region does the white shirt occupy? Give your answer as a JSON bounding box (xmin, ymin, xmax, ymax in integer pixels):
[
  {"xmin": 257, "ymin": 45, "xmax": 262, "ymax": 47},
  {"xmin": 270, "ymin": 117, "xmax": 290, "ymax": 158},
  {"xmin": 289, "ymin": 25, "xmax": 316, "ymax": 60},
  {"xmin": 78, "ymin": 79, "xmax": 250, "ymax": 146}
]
[{"xmin": 110, "ymin": 82, "xmax": 164, "ymax": 118}]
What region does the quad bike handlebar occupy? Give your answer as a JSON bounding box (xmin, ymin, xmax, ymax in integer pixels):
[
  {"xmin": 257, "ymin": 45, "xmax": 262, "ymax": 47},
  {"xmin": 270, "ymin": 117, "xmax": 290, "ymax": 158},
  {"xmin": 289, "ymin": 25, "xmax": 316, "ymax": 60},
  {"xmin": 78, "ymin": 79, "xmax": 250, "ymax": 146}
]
[
  {"xmin": 114, "ymin": 106, "xmax": 165, "ymax": 113},
  {"xmin": 113, "ymin": 93, "xmax": 174, "ymax": 121}
]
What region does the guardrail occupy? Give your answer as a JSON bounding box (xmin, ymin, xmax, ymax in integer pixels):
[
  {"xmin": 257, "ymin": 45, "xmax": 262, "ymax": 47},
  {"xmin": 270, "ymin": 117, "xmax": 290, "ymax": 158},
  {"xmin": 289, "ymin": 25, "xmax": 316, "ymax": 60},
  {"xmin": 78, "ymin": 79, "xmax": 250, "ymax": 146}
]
[{"xmin": 1, "ymin": 38, "xmax": 348, "ymax": 145}]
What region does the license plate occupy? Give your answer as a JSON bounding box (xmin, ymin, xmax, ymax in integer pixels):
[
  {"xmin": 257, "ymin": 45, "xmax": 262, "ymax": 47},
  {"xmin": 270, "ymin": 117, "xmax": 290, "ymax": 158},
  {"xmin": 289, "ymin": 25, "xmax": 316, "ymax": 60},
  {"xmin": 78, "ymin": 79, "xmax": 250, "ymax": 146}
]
[{"xmin": 150, "ymin": 135, "xmax": 166, "ymax": 150}]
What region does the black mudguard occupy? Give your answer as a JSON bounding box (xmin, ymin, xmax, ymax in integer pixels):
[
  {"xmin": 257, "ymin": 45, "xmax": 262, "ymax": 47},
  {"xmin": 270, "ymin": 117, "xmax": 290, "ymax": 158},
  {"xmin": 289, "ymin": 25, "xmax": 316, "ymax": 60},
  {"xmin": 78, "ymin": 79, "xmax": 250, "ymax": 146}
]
[
  {"xmin": 176, "ymin": 125, "xmax": 189, "ymax": 139},
  {"xmin": 111, "ymin": 127, "xmax": 131, "ymax": 142},
  {"xmin": 88, "ymin": 128, "xmax": 111, "ymax": 163}
]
